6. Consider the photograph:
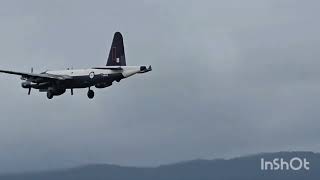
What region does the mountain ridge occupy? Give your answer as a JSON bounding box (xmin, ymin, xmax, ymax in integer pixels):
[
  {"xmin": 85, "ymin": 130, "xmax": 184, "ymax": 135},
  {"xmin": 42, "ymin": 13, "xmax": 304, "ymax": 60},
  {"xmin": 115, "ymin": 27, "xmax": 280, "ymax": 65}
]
[{"xmin": 0, "ymin": 151, "xmax": 318, "ymax": 180}]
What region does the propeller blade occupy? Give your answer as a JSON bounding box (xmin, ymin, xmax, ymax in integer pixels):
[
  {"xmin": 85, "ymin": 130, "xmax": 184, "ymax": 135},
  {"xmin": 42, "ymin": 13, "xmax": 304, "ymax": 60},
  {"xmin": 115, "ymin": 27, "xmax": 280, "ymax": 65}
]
[
  {"xmin": 28, "ymin": 88, "xmax": 31, "ymax": 95},
  {"xmin": 31, "ymin": 67, "xmax": 33, "ymax": 73}
]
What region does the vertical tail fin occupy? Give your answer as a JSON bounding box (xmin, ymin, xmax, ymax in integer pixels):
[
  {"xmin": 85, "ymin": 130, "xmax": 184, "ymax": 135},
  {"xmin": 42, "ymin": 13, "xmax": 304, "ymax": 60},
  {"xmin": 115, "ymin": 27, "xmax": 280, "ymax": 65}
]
[{"xmin": 106, "ymin": 32, "xmax": 126, "ymax": 66}]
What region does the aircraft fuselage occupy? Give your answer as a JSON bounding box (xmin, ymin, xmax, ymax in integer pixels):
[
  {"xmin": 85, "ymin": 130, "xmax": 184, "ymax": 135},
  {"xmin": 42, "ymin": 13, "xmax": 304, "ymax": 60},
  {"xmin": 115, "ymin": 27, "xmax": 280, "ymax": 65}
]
[
  {"xmin": 22, "ymin": 65, "xmax": 149, "ymax": 91},
  {"xmin": 44, "ymin": 66, "xmax": 144, "ymax": 89}
]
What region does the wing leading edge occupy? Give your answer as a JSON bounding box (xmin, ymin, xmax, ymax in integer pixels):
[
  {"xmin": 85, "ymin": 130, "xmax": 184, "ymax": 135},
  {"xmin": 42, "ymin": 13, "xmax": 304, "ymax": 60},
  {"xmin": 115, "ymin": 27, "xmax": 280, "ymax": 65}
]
[{"xmin": 0, "ymin": 69, "xmax": 72, "ymax": 80}]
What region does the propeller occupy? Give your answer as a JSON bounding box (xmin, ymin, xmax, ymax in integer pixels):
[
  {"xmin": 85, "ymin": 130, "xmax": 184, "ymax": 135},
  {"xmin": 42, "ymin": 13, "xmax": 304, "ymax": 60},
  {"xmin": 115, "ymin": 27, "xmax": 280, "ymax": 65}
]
[
  {"xmin": 28, "ymin": 67, "xmax": 33, "ymax": 95},
  {"xmin": 70, "ymin": 67, "xmax": 74, "ymax": 96}
]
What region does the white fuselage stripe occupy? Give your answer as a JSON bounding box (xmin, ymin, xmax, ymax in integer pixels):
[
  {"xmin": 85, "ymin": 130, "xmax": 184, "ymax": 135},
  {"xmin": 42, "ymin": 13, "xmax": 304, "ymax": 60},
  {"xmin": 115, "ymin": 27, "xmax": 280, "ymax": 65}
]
[{"xmin": 46, "ymin": 66, "xmax": 142, "ymax": 78}]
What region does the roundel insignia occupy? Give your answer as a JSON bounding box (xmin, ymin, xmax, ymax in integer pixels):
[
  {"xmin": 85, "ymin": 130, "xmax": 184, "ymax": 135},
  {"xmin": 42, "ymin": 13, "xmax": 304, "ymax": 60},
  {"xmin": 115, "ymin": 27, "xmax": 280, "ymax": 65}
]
[{"xmin": 89, "ymin": 72, "xmax": 95, "ymax": 79}]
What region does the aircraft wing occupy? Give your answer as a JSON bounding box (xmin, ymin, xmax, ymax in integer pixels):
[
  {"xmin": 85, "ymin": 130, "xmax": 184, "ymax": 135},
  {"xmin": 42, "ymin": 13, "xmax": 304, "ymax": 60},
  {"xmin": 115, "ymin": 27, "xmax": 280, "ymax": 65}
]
[{"xmin": 0, "ymin": 69, "xmax": 72, "ymax": 80}]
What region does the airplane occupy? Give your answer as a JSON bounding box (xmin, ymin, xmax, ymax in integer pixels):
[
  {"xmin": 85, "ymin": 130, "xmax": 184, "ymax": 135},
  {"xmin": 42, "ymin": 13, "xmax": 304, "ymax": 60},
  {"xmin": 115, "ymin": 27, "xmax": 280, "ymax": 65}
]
[{"xmin": 0, "ymin": 32, "xmax": 152, "ymax": 99}]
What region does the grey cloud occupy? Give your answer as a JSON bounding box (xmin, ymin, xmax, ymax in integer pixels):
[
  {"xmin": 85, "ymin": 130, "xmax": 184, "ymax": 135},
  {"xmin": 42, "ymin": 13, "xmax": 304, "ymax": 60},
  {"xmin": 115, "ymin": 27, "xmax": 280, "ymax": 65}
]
[{"xmin": 0, "ymin": 0, "xmax": 318, "ymax": 173}]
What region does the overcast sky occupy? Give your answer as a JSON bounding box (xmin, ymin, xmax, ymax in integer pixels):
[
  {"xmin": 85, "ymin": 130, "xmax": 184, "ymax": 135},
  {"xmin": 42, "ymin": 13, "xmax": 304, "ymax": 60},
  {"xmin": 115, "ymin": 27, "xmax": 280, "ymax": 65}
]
[{"xmin": 0, "ymin": 0, "xmax": 319, "ymax": 173}]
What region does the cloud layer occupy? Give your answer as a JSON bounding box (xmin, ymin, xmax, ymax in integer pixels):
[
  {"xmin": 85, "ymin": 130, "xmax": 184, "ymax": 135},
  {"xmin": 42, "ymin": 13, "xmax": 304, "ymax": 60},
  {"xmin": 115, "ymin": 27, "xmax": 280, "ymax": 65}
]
[{"xmin": 0, "ymin": 0, "xmax": 319, "ymax": 173}]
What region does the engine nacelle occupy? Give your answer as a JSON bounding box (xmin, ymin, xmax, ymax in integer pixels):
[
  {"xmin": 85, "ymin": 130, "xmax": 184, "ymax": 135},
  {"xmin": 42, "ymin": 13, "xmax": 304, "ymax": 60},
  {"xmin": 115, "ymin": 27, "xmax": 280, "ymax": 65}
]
[
  {"xmin": 21, "ymin": 82, "xmax": 31, "ymax": 88},
  {"xmin": 95, "ymin": 82, "xmax": 112, "ymax": 88},
  {"xmin": 48, "ymin": 88, "xmax": 66, "ymax": 96},
  {"xmin": 22, "ymin": 82, "xmax": 50, "ymax": 89}
]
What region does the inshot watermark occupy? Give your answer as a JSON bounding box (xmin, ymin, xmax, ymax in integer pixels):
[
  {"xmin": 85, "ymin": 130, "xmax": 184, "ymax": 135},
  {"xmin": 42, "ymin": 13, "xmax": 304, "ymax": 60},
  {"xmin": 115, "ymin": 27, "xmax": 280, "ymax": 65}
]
[{"xmin": 261, "ymin": 157, "xmax": 310, "ymax": 171}]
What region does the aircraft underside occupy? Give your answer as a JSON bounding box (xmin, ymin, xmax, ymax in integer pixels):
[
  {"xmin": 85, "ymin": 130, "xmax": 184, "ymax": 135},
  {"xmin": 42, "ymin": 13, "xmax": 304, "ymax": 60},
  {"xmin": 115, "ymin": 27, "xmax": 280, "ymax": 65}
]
[{"xmin": 22, "ymin": 73, "xmax": 124, "ymax": 99}]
